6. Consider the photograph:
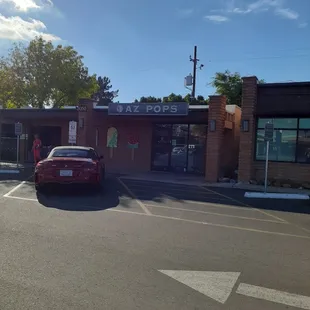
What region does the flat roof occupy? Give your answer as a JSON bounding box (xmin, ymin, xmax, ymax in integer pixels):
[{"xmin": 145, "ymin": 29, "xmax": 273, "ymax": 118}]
[
  {"xmin": 0, "ymin": 103, "xmax": 238, "ymax": 114},
  {"xmin": 258, "ymin": 81, "xmax": 310, "ymax": 88}
]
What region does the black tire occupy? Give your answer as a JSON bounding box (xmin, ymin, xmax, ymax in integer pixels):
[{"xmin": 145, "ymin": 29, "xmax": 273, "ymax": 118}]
[{"xmin": 35, "ymin": 184, "xmax": 44, "ymax": 192}]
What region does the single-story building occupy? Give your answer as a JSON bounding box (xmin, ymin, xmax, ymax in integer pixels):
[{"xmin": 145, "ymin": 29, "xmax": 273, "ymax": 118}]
[
  {"xmin": 239, "ymin": 77, "xmax": 310, "ymax": 184},
  {"xmin": 0, "ymin": 96, "xmax": 241, "ymax": 182},
  {"xmin": 3, "ymin": 77, "xmax": 308, "ymax": 184}
]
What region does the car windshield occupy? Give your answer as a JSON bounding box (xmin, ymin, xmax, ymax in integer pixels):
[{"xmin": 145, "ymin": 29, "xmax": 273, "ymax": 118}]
[{"xmin": 50, "ymin": 149, "xmax": 93, "ymax": 158}]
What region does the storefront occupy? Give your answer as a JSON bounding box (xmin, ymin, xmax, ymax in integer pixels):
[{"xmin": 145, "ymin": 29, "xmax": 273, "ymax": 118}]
[
  {"xmin": 0, "ymin": 96, "xmax": 241, "ymax": 182},
  {"xmin": 239, "ymin": 78, "xmax": 310, "ymax": 184},
  {"xmin": 0, "ymin": 109, "xmax": 77, "ymax": 162},
  {"xmin": 151, "ymin": 123, "xmax": 206, "ymax": 174}
]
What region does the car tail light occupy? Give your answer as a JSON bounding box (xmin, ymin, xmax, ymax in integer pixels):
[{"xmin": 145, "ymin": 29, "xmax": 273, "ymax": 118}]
[
  {"xmin": 83, "ymin": 161, "xmax": 97, "ymax": 171},
  {"xmin": 35, "ymin": 161, "xmax": 52, "ymax": 172}
]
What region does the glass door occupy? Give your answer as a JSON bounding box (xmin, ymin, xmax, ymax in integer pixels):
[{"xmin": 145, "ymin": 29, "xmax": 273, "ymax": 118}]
[
  {"xmin": 170, "ymin": 124, "xmax": 188, "ymax": 172},
  {"xmin": 151, "ymin": 124, "xmax": 172, "ymax": 171}
]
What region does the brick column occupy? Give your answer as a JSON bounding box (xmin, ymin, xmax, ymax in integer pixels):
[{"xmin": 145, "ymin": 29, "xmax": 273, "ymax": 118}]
[
  {"xmin": 238, "ymin": 76, "xmax": 258, "ymax": 182},
  {"xmin": 205, "ymin": 95, "xmax": 227, "ymax": 182},
  {"xmin": 76, "ymin": 98, "xmax": 95, "ymax": 146}
]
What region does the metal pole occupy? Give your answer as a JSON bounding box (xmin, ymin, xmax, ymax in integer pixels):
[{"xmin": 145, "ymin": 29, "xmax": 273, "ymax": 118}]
[
  {"xmin": 192, "ymin": 46, "xmax": 197, "ymax": 99},
  {"xmin": 16, "ymin": 135, "xmax": 19, "ymax": 168},
  {"xmin": 264, "ymin": 140, "xmax": 270, "ymax": 193}
]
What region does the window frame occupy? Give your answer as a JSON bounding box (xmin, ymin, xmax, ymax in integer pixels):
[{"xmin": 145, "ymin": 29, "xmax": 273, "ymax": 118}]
[{"xmin": 254, "ymin": 117, "xmax": 310, "ymax": 164}]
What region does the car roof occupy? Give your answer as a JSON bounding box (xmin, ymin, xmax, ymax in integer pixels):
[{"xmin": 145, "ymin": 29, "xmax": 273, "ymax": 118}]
[{"xmin": 52, "ymin": 146, "xmax": 94, "ymax": 151}]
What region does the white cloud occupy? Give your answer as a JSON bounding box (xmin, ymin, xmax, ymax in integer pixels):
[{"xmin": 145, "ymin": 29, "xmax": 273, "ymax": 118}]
[
  {"xmin": 299, "ymin": 22, "xmax": 308, "ymax": 28},
  {"xmin": 0, "ymin": 0, "xmax": 52, "ymax": 12},
  {"xmin": 176, "ymin": 8, "xmax": 194, "ymax": 18},
  {"xmin": 275, "ymin": 7, "xmax": 299, "ymax": 20},
  {"xmin": 0, "ymin": 14, "xmax": 60, "ymax": 41},
  {"xmin": 205, "ymin": 15, "xmax": 229, "ymax": 22},
  {"xmin": 213, "ymin": 0, "xmax": 303, "ymax": 24}
]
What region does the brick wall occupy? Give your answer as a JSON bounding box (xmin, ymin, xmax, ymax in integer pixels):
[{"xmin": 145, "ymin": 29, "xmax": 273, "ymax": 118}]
[
  {"xmin": 238, "ymin": 76, "xmax": 258, "ymax": 182},
  {"xmin": 205, "ymin": 96, "xmax": 227, "ymax": 182},
  {"xmin": 220, "ymin": 106, "xmax": 241, "ymax": 178},
  {"xmin": 254, "ymin": 162, "xmax": 310, "ymax": 184}
]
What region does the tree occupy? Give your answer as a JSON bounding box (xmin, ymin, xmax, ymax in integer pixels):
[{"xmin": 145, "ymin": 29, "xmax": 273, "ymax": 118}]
[
  {"xmin": 211, "ymin": 70, "xmax": 264, "ymax": 106},
  {"xmin": 133, "ymin": 93, "xmax": 209, "ymax": 104},
  {"xmin": 92, "ymin": 76, "xmax": 119, "ymax": 106},
  {"xmin": 0, "ymin": 37, "xmax": 99, "ymax": 108}
]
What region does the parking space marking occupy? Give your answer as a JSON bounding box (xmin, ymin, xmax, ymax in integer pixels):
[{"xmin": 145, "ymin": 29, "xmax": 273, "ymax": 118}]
[
  {"xmin": 117, "ymin": 178, "xmax": 152, "ymax": 215},
  {"xmin": 131, "ymin": 188, "xmax": 230, "ymax": 201},
  {"xmin": 3, "ymin": 181, "xmax": 27, "ymax": 198},
  {"xmin": 108, "ymin": 208, "xmax": 310, "ymax": 240},
  {"xmin": 144, "ymin": 204, "xmax": 287, "ymax": 224},
  {"xmin": 4, "ymin": 195, "xmax": 38, "ymax": 202},
  {"xmin": 200, "ymin": 186, "xmax": 289, "ymax": 223},
  {"xmin": 122, "ymin": 182, "xmax": 216, "ymax": 195},
  {"xmin": 159, "ymin": 194, "xmax": 252, "ymax": 207}
]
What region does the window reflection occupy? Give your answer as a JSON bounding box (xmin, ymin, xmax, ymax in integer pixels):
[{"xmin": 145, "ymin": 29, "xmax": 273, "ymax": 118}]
[
  {"xmin": 256, "ymin": 129, "xmax": 297, "ymax": 162},
  {"xmin": 187, "ymin": 125, "xmax": 207, "ymax": 173},
  {"xmin": 170, "ymin": 124, "xmax": 188, "ymax": 172},
  {"xmin": 297, "ymin": 130, "xmax": 310, "ymax": 163}
]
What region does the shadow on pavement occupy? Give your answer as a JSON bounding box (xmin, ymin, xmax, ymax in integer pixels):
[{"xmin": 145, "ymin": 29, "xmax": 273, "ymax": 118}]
[
  {"xmin": 121, "ymin": 178, "xmax": 310, "ymax": 215},
  {"xmin": 206, "ymin": 186, "xmax": 310, "ymax": 215},
  {"xmin": 34, "ymin": 177, "xmax": 132, "ymax": 212}
]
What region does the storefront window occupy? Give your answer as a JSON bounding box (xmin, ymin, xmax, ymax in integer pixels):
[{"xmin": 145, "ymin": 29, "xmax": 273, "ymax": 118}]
[
  {"xmin": 151, "ymin": 123, "xmax": 206, "ymax": 173},
  {"xmin": 187, "ymin": 125, "xmax": 207, "ymax": 173},
  {"xmin": 255, "ymin": 118, "xmax": 297, "ymax": 162},
  {"xmin": 296, "ymin": 119, "xmax": 310, "ymax": 163}
]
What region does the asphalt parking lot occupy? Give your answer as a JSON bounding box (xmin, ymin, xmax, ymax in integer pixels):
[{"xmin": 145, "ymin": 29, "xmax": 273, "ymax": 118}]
[{"xmin": 1, "ymin": 174, "xmax": 310, "ymax": 309}]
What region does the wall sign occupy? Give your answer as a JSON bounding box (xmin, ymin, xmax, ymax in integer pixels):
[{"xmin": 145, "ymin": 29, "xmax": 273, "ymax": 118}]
[
  {"xmin": 107, "ymin": 127, "xmax": 118, "ymax": 159},
  {"xmin": 108, "ymin": 103, "xmax": 189, "ymax": 116},
  {"xmin": 15, "ymin": 122, "xmax": 23, "ymax": 136},
  {"xmin": 128, "ymin": 134, "xmax": 139, "ymax": 161},
  {"xmin": 68, "ymin": 121, "xmax": 77, "ymax": 144}
]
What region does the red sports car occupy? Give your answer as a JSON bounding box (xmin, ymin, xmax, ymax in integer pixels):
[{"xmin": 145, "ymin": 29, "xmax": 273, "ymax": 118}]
[{"xmin": 34, "ymin": 146, "xmax": 105, "ymax": 191}]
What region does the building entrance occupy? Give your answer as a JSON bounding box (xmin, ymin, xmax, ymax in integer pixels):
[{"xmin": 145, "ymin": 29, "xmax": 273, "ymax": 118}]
[{"xmin": 151, "ymin": 124, "xmax": 207, "ymax": 174}]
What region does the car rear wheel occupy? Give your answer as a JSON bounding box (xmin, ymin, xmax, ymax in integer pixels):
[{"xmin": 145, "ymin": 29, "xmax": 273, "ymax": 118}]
[{"xmin": 35, "ymin": 183, "xmax": 44, "ymax": 192}]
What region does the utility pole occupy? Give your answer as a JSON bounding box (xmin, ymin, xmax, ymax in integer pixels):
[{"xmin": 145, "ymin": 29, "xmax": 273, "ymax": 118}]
[{"xmin": 189, "ymin": 46, "xmax": 204, "ymax": 100}]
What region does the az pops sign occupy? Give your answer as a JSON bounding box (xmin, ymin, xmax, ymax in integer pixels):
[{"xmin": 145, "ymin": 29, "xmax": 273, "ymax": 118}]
[{"xmin": 108, "ymin": 103, "xmax": 189, "ymax": 116}]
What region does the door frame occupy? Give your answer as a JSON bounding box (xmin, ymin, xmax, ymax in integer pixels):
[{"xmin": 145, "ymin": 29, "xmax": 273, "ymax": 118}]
[{"xmin": 150, "ymin": 122, "xmax": 208, "ymax": 174}]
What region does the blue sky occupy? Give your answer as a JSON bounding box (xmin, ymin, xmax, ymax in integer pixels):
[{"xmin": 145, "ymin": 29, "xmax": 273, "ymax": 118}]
[{"xmin": 0, "ymin": 0, "xmax": 309, "ymax": 102}]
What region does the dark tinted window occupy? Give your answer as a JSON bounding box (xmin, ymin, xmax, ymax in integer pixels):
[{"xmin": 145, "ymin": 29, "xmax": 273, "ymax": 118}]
[{"xmin": 50, "ymin": 149, "xmax": 95, "ymax": 159}]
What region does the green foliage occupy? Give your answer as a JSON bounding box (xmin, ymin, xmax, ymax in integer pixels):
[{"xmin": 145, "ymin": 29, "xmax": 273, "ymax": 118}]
[
  {"xmin": 134, "ymin": 93, "xmax": 209, "ymax": 104},
  {"xmin": 0, "ymin": 37, "xmax": 99, "ymax": 108},
  {"xmin": 211, "ymin": 70, "xmax": 264, "ymax": 106},
  {"xmin": 92, "ymin": 76, "xmax": 119, "ymax": 106}
]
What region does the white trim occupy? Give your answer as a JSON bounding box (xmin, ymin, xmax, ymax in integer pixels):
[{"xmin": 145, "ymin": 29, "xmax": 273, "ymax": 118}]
[{"xmin": 245, "ymin": 192, "xmax": 309, "ymax": 200}]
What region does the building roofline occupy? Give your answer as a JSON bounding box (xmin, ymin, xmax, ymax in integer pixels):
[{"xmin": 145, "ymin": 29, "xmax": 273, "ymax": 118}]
[{"xmin": 258, "ymin": 81, "xmax": 310, "ymax": 88}]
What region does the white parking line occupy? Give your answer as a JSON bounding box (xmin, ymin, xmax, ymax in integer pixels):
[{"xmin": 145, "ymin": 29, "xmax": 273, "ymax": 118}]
[
  {"xmin": 160, "ymin": 194, "xmax": 254, "ymax": 211},
  {"xmin": 4, "ymin": 195, "xmax": 38, "ymax": 202},
  {"xmin": 122, "ymin": 183, "xmax": 216, "ymax": 194},
  {"xmin": 108, "ymin": 208, "xmax": 310, "ymax": 240},
  {"xmin": 145, "ymin": 204, "xmax": 287, "ymax": 224},
  {"xmin": 3, "ymin": 181, "xmax": 27, "ymax": 198},
  {"xmin": 200, "ymin": 186, "xmax": 288, "ymax": 223},
  {"xmin": 117, "ymin": 178, "xmax": 152, "ymax": 215}
]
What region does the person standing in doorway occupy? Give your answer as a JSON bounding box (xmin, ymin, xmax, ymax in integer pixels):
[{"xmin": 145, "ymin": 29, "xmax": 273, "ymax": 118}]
[{"xmin": 32, "ymin": 134, "xmax": 42, "ymax": 165}]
